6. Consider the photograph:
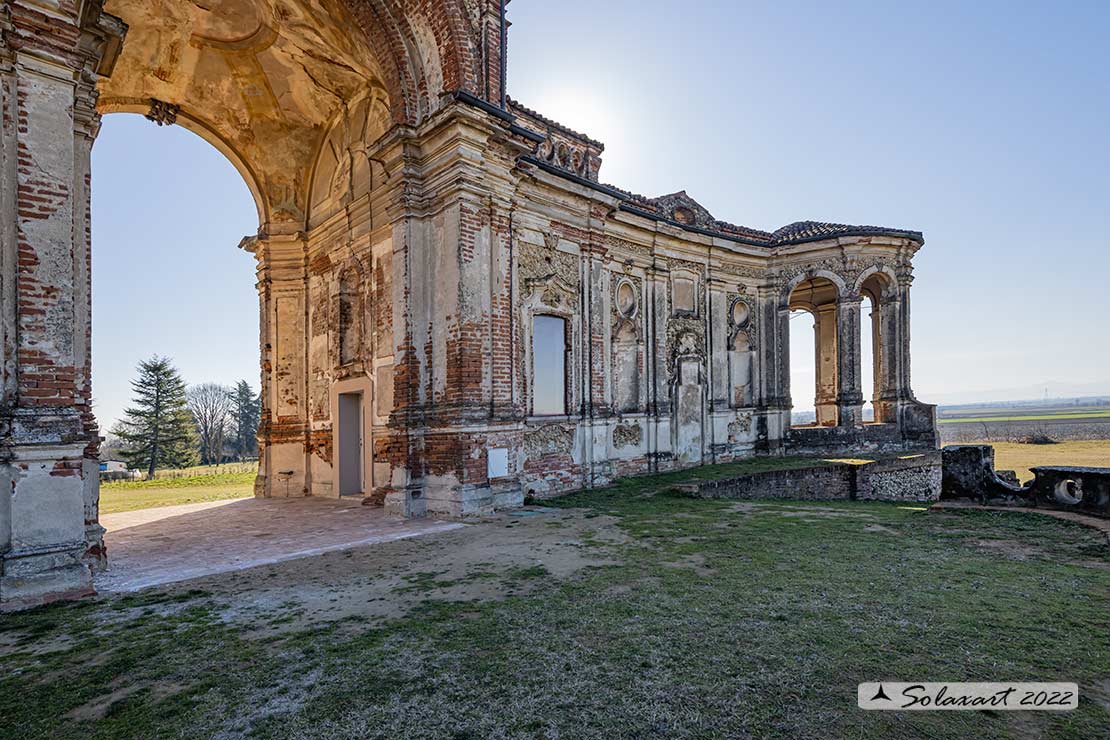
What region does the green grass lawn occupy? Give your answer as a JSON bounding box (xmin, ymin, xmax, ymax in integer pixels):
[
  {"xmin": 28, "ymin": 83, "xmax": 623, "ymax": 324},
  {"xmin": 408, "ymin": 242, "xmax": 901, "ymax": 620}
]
[
  {"xmin": 99, "ymin": 471, "xmax": 255, "ymax": 514},
  {"xmin": 2, "ymin": 475, "xmax": 1108, "ymax": 738}
]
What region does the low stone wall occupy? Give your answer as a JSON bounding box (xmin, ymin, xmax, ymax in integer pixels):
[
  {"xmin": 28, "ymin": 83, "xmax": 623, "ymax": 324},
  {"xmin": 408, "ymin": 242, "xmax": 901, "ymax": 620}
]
[
  {"xmin": 941, "ymin": 445, "xmax": 1110, "ymax": 518},
  {"xmin": 859, "ymin": 454, "xmax": 944, "ymax": 502},
  {"xmin": 692, "ymin": 463, "xmax": 856, "ymax": 501},
  {"xmin": 787, "ymin": 423, "xmax": 904, "ymax": 456},
  {"xmin": 683, "ymin": 452, "xmax": 942, "ymax": 503}
]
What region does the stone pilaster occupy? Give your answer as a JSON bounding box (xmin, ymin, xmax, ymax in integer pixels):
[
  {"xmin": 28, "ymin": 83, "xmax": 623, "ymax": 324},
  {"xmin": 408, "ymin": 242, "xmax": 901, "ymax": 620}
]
[
  {"xmin": 0, "ymin": 1, "xmax": 124, "ymax": 609},
  {"xmin": 248, "ymin": 232, "xmax": 311, "ymax": 500},
  {"xmin": 647, "ymin": 261, "xmax": 670, "ymax": 416},
  {"xmin": 707, "ymin": 279, "xmax": 729, "ymax": 410},
  {"xmin": 770, "ymin": 302, "xmax": 791, "ymax": 410},
  {"xmin": 369, "ymin": 101, "xmax": 535, "ymax": 517}
]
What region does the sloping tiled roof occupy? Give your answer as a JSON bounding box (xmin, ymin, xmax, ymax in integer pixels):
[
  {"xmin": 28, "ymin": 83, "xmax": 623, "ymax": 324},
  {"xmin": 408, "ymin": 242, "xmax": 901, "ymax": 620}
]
[{"xmin": 769, "ymin": 221, "xmax": 921, "ymax": 244}]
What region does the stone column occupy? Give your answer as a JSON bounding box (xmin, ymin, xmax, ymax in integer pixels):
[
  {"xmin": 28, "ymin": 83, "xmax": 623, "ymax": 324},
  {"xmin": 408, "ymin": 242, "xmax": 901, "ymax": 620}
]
[
  {"xmin": 814, "ymin": 304, "xmax": 838, "ymax": 425},
  {"xmin": 248, "ymin": 232, "xmax": 311, "ymax": 500},
  {"xmin": 872, "ymin": 294, "xmax": 898, "ymax": 423},
  {"xmin": 585, "ymin": 243, "xmax": 610, "ymax": 418},
  {"xmin": 772, "ymin": 304, "xmax": 792, "ymax": 410},
  {"xmin": 894, "ymin": 269, "xmax": 915, "ymax": 400},
  {"xmin": 835, "ymin": 295, "xmax": 864, "ymax": 428}
]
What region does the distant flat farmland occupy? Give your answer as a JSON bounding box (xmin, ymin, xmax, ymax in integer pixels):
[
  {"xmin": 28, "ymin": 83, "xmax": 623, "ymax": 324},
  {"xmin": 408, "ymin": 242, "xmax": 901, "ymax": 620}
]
[
  {"xmin": 937, "ymin": 402, "xmax": 1110, "ymax": 443},
  {"xmin": 938, "ymin": 409, "xmax": 1110, "ymax": 424}
]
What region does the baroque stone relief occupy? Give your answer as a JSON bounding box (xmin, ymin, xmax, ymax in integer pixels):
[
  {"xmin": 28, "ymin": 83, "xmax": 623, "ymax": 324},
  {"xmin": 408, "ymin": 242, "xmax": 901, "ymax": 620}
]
[
  {"xmin": 715, "ymin": 262, "xmax": 765, "ymax": 280},
  {"xmin": 520, "ymin": 240, "xmax": 580, "ymax": 314},
  {"xmin": 612, "ymin": 422, "xmax": 643, "ymax": 449},
  {"xmin": 523, "ymin": 423, "xmax": 575, "ymax": 457},
  {"xmin": 519, "ymin": 240, "xmax": 580, "ymax": 287},
  {"xmin": 666, "ymin": 318, "xmax": 706, "ymax": 382},
  {"xmin": 776, "ymin": 258, "xmax": 894, "ymax": 300},
  {"xmin": 605, "ymin": 235, "xmax": 654, "ymax": 261},
  {"xmin": 727, "ymin": 413, "xmax": 753, "ymax": 442}
]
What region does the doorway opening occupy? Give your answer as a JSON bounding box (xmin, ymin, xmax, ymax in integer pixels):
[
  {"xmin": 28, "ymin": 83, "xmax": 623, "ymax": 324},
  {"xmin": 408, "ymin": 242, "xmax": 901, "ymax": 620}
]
[{"xmin": 337, "ymin": 392, "xmax": 365, "ymax": 497}]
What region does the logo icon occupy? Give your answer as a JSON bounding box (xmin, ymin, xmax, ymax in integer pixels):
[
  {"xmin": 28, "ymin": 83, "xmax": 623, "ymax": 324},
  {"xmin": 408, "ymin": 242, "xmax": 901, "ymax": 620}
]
[{"xmin": 870, "ymin": 684, "xmax": 891, "ymax": 702}]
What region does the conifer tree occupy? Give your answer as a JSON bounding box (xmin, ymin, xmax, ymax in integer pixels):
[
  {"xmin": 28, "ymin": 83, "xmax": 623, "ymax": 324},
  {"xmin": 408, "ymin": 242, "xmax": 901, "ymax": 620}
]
[
  {"xmin": 229, "ymin": 380, "xmax": 261, "ymax": 461},
  {"xmin": 114, "ymin": 356, "xmax": 196, "ymax": 477}
]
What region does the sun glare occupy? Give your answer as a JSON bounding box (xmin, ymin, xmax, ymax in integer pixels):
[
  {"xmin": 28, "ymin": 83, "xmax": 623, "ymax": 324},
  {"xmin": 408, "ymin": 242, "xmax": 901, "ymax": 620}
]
[{"xmin": 531, "ymin": 87, "xmax": 620, "ymax": 144}]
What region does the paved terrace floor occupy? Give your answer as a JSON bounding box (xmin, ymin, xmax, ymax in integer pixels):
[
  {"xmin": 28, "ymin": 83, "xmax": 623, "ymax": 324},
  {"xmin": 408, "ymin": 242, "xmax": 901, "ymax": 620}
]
[{"xmin": 94, "ymin": 497, "xmax": 466, "ymax": 593}]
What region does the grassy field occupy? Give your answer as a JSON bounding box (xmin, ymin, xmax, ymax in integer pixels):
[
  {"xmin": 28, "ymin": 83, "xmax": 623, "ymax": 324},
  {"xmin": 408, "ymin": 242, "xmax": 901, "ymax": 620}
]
[
  {"xmin": 965, "ymin": 440, "xmax": 1110, "ymax": 483},
  {"xmin": 100, "ymin": 470, "xmax": 255, "ymax": 514},
  {"xmin": 2, "ymin": 471, "xmax": 1107, "ymax": 738}
]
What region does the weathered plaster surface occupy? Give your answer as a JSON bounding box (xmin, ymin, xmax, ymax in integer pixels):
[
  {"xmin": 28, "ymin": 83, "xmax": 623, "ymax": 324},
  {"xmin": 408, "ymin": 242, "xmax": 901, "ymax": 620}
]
[{"xmin": 1, "ymin": 0, "xmax": 936, "ymax": 609}]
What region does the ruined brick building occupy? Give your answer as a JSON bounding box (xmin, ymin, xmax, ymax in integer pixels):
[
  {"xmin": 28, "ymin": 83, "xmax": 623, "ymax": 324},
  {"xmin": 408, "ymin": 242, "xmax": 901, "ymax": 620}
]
[{"xmin": 0, "ymin": 0, "xmax": 936, "ymax": 608}]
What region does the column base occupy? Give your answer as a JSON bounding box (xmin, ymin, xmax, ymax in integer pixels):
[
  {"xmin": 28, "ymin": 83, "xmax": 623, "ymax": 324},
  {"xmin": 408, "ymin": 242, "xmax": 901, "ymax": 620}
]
[
  {"xmin": 383, "ymin": 486, "xmax": 427, "ymax": 518},
  {"xmin": 84, "ymin": 522, "xmax": 107, "ymax": 573},
  {"xmin": 815, "ymin": 401, "xmax": 838, "ymax": 426},
  {"xmin": 384, "ymin": 480, "xmax": 525, "ymax": 519},
  {"xmin": 836, "ymin": 400, "xmax": 865, "ymax": 428},
  {"xmin": 1, "ymin": 543, "xmax": 93, "ymax": 612},
  {"xmin": 1, "ymin": 442, "xmax": 97, "ymax": 610}
]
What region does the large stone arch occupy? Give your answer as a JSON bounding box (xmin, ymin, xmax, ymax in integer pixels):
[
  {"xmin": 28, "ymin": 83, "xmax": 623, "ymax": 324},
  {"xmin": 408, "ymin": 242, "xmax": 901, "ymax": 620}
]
[
  {"xmin": 852, "ymin": 264, "xmax": 898, "ymax": 302},
  {"xmin": 779, "ymin": 267, "xmax": 849, "ymax": 310},
  {"xmin": 0, "ymin": 0, "xmax": 509, "ymax": 610},
  {"xmin": 341, "ymin": 0, "xmax": 488, "ymax": 125},
  {"xmin": 93, "ymin": 0, "xmax": 495, "ymax": 228}
]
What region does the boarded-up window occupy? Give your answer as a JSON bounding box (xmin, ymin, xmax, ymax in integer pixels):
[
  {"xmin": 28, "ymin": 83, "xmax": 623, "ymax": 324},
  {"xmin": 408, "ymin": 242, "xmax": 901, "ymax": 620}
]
[
  {"xmin": 673, "ymin": 277, "xmax": 696, "ymax": 314},
  {"xmin": 729, "ymin": 330, "xmax": 753, "ymax": 407},
  {"xmin": 533, "ymin": 315, "xmax": 568, "ymax": 415},
  {"xmin": 614, "ymin": 324, "xmax": 640, "ymax": 413}
]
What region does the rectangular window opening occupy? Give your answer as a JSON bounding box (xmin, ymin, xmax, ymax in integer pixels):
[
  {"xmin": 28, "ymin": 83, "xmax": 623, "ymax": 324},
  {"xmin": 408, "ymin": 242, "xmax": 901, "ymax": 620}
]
[{"xmin": 532, "ymin": 315, "xmax": 568, "ymax": 416}]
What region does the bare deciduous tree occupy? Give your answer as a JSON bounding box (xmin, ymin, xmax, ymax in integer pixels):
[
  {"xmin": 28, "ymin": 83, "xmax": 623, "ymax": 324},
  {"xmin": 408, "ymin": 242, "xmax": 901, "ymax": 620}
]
[{"xmin": 187, "ymin": 383, "xmax": 233, "ymax": 465}]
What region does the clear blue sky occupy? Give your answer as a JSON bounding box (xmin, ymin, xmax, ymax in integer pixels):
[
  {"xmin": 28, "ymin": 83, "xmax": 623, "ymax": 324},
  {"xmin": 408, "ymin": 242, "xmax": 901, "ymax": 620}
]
[{"xmin": 91, "ymin": 0, "xmax": 1110, "ymax": 428}]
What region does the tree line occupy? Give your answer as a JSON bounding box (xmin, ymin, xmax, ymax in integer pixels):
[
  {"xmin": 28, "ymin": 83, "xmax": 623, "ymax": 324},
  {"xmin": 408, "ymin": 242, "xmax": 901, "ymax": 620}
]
[{"xmin": 108, "ymin": 356, "xmax": 261, "ymax": 478}]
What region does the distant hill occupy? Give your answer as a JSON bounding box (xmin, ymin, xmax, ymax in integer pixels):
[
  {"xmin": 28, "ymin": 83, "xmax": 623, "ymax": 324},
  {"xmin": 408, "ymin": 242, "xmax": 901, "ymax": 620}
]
[{"xmin": 938, "ymin": 395, "xmax": 1110, "ymax": 413}]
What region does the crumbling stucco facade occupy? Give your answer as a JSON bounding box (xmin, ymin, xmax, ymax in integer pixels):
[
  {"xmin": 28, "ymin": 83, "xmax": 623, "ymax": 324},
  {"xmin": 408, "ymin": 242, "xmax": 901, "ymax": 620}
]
[{"xmin": 0, "ymin": 0, "xmax": 936, "ymax": 609}]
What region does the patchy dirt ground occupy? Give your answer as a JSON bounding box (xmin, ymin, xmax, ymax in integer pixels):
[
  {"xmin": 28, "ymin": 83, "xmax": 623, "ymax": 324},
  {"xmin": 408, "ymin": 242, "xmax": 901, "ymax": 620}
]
[
  {"xmin": 188, "ymin": 507, "xmax": 629, "ymax": 633},
  {"xmin": 2, "ymin": 494, "xmax": 1108, "ymax": 740}
]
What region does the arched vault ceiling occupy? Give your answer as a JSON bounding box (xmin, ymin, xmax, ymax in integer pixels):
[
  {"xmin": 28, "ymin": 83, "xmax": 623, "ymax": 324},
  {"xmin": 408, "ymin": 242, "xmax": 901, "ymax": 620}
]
[{"xmin": 97, "ymin": 0, "xmax": 391, "ymax": 225}]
